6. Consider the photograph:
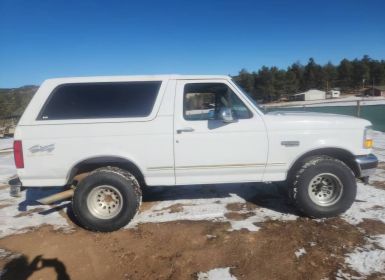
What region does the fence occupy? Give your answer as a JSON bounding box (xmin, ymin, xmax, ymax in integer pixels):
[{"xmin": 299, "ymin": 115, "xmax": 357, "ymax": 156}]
[{"xmin": 264, "ymin": 99, "xmax": 385, "ymax": 132}]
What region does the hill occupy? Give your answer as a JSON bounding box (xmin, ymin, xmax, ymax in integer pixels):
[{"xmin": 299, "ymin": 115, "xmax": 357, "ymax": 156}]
[{"xmin": 0, "ymin": 85, "xmax": 39, "ymax": 118}]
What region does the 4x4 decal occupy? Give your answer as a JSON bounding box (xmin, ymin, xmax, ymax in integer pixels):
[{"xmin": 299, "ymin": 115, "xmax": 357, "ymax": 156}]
[{"xmin": 29, "ymin": 144, "xmax": 55, "ymax": 154}]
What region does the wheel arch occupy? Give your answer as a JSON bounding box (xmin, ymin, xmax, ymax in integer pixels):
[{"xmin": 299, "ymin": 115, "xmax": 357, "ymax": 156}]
[
  {"xmin": 66, "ymin": 156, "xmax": 146, "ymax": 186},
  {"xmin": 286, "ymin": 147, "xmax": 360, "ymax": 182}
]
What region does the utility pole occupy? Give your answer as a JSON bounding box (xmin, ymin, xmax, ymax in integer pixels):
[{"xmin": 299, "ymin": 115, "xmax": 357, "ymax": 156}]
[{"xmin": 372, "ymin": 78, "xmax": 375, "ymax": 96}]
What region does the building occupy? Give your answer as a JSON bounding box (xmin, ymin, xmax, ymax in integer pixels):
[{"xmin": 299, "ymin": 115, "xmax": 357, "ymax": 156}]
[
  {"xmin": 326, "ymin": 89, "xmax": 340, "ymax": 99},
  {"xmin": 363, "ymin": 86, "xmax": 385, "ymax": 97},
  {"xmin": 290, "ymin": 89, "xmax": 326, "ymax": 101}
]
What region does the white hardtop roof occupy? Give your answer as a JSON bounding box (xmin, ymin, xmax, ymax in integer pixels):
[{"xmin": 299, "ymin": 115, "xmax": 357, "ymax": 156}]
[{"xmin": 44, "ymin": 74, "xmax": 231, "ymax": 84}]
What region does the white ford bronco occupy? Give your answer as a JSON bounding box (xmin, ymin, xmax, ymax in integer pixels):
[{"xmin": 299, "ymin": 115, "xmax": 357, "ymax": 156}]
[{"xmin": 10, "ymin": 75, "xmax": 378, "ymax": 232}]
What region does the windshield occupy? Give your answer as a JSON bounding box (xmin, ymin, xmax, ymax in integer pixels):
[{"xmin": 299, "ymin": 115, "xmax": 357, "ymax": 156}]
[{"xmin": 231, "ymin": 79, "xmax": 265, "ymax": 113}]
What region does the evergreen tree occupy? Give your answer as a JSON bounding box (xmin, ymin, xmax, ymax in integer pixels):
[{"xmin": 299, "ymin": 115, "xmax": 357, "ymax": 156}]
[{"xmin": 232, "ymin": 56, "xmax": 385, "ymax": 103}]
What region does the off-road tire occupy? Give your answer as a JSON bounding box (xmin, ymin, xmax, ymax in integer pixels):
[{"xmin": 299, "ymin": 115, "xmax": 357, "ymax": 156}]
[
  {"xmin": 289, "ymin": 156, "xmax": 357, "ymax": 218},
  {"xmin": 72, "ymin": 166, "xmax": 142, "ymax": 232}
]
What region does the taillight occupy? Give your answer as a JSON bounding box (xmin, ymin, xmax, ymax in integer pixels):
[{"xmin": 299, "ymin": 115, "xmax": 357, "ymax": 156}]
[{"xmin": 13, "ymin": 140, "xmax": 24, "ymax": 169}]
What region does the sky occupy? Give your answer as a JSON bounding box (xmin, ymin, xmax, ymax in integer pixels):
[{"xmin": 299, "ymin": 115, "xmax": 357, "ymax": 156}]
[{"xmin": 0, "ymin": 0, "xmax": 384, "ymax": 87}]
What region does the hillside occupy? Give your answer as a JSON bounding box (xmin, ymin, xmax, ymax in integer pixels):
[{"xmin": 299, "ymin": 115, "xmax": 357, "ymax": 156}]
[{"xmin": 0, "ymin": 85, "xmax": 38, "ymax": 118}]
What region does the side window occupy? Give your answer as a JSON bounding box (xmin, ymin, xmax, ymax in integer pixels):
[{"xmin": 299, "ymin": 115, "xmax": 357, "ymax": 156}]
[
  {"xmin": 183, "ymin": 83, "xmax": 252, "ymax": 121},
  {"xmin": 39, "ymin": 81, "xmax": 162, "ymax": 120}
]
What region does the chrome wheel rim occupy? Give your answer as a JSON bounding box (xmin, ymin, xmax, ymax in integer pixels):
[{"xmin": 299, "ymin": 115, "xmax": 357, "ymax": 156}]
[
  {"xmin": 308, "ymin": 173, "xmax": 343, "ymax": 206},
  {"xmin": 87, "ymin": 185, "xmax": 123, "ymax": 219}
]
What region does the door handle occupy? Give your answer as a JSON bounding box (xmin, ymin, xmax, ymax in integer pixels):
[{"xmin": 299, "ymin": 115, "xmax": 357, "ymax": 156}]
[{"xmin": 176, "ymin": 127, "xmax": 194, "ymax": 134}]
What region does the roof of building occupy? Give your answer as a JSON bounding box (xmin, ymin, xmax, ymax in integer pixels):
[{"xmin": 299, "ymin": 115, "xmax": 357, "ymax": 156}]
[
  {"xmin": 370, "ymin": 86, "xmax": 385, "ymax": 91},
  {"xmin": 364, "ymin": 85, "xmax": 385, "ymax": 91},
  {"xmin": 293, "ymin": 89, "xmax": 326, "ymax": 96}
]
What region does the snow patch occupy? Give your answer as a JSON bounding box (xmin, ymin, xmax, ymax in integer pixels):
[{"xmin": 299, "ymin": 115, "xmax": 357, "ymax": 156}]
[
  {"xmin": 370, "ymin": 234, "xmax": 385, "ymax": 249},
  {"xmin": 294, "ymin": 247, "xmax": 306, "ymax": 258},
  {"xmin": 343, "ymin": 234, "xmax": 385, "ymax": 277},
  {"xmin": 341, "ymin": 164, "xmax": 385, "ymax": 277},
  {"xmin": 0, "ymin": 186, "xmax": 72, "ymax": 238},
  {"xmin": 0, "ymin": 153, "xmax": 15, "ymax": 184},
  {"xmin": 0, "ymin": 138, "xmax": 16, "ymax": 184},
  {"xmin": 197, "ymin": 267, "xmax": 237, "ymax": 280},
  {"xmin": 342, "ymin": 183, "xmax": 385, "ymax": 225},
  {"xmin": 128, "ymin": 183, "xmax": 297, "ymax": 231},
  {"xmin": 0, "ymin": 248, "xmax": 20, "ymax": 259},
  {"xmin": 345, "ymin": 248, "xmax": 385, "ymax": 276}
]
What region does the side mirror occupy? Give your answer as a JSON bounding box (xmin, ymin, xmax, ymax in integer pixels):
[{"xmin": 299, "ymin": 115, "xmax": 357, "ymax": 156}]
[{"xmin": 219, "ymin": 107, "xmax": 236, "ymax": 123}]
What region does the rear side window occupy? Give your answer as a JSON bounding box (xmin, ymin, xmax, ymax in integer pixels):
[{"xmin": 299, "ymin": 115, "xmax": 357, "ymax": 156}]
[{"xmin": 39, "ymin": 81, "xmax": 162, "ymax": 120}]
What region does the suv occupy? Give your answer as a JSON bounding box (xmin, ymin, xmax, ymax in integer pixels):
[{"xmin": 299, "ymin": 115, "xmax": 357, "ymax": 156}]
[{"xmin": 11, "ymin": 75, "xmax": 378, "ymax": 232}]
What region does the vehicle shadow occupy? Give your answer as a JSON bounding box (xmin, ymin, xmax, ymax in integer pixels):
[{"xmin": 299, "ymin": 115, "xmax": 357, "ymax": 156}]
[
  {"xmin": 142, "ymin": 181, "xmax": 301, "ymax": 216},
  {"xmin": 18, "ymin": 187, "xmax": 68, "ymax": 212},
  {"xmin": 15, "ymin": 187, "xmax": 82, "ymax": 227},
  {"xmin": 17, "ymin": 182, "xmax": 301, "ymax": 221},
  {"xmin": 1, "ymin": 254, "xmax": 70, "ymax": 280}
]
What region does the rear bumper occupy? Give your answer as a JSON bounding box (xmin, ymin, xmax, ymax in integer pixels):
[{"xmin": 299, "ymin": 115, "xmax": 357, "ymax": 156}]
[{"xmin": 355, "ymin": 154, "xmax": 378, "ymax": 179}]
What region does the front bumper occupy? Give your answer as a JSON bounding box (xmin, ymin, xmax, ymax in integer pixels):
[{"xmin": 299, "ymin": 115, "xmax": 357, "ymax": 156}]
[{"xmin": 355, "ymin": 154, "xmax": 378, "ymax": 179}]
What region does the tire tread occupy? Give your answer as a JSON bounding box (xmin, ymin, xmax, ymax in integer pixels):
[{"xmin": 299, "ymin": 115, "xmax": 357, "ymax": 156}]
[
  {"xmin": 72, "ymin": 166, "xmax": 142, "ymax": 232},
  {"xmin": 290, "ymin": 156, "xmax": 355, "ymax": 218}
]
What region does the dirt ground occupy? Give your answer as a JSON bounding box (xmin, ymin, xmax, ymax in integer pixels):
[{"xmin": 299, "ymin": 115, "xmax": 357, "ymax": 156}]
[
  {"xmin": 0, "ymin": 195, "xmax": 384, "ymax": 280},
  {"xmin": 0, "ymin": 216, "xmax": 380, "ymax": 280}
]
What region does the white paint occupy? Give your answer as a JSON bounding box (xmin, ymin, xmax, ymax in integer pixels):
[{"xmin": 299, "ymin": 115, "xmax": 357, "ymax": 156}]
[
  {"xmin": 197, "ymin": 267, "xmax": 237, "ymax": 280},
  {"xmin": 14, "ymin": 75, "xmax": 372, "ymax": 187},
  {"xmin": 173, "ymin": 79, "xmax": 268, "ymax": 184},
  {"xmin": 263, "ymin": 111, "xmax": 371, "ymax": 181}
]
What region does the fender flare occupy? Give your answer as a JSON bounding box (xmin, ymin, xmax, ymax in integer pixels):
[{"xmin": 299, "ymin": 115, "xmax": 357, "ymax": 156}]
[
  {"xmin": 66, "ymin": 155, "xmax": 146, "ymax": 185},
  {"xmin": 286, "ymin": 147, "xmax": 360, "ymax": 180}
]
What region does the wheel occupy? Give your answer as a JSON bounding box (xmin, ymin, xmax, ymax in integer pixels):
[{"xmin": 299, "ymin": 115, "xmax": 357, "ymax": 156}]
[
  {"xmin": 72, "ymin": 166, "xmax": 142, "ymax": 232},
  {"xmin": 289, "ymin": 156, "xmax": 357, "ymax": 218}
]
